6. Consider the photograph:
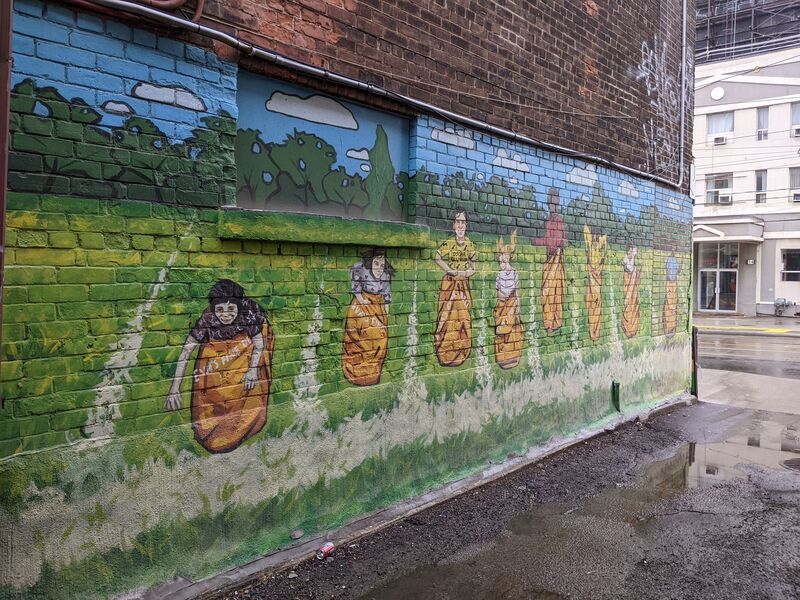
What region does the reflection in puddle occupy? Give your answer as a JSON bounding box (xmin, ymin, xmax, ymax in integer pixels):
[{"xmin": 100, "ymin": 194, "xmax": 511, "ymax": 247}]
[{"xmin": 358, "ymin": 411, "xmax": 800, "ymax": 600}]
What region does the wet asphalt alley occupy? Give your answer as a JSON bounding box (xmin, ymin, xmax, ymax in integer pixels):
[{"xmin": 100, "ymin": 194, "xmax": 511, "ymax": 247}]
[{"xmin": 213, "ymin": 329, "xmax": 800, "ymax": 600}]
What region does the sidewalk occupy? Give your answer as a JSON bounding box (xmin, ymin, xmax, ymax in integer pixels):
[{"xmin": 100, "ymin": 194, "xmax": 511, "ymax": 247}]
[{"xmin": 693, "ymin": 313, "xmax": 800, "ymax": 337}]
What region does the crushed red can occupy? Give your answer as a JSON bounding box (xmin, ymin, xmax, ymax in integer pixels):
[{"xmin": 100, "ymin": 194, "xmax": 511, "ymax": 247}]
[{"xmin": 316, "ymin": 542, "xmax": 335, "ymax": 560}]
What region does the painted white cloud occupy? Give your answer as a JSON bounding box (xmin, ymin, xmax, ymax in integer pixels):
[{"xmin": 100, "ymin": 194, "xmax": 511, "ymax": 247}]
[
  {"xmin": 346, "ymin": 148, "xmax": 370, "ymax": 161},
  {"xmin": 360, "ymin": 164, "xmax": 371, "ymax": 173},
  {"xmin": 431, "ymin": 126, "xmax": 475, "ymax": 149},
  {"xmin": 492, "ymin": 148, "xmax": 530, "ymax": 173},
  {"xmin": 101, "ymin": 101, "xmax": 133, "ymax": 115},
  {"xmin": 619, "ymin": 180, "xmax": 640, "ymax": 198},
  {"xmin": 566, "ymin": 164, "xmax": 598, "ymax": 187},
  {"xmin": 266, "ymin": 91, "xmax": 358, "ymax": 130},
  {"xmin": 131, "ymin": 82, "xmax": 206, "ymax": 111}
]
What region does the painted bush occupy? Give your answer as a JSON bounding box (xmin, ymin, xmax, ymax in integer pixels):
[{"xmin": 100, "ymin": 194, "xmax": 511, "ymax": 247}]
[
  {"xmin": 235, "ymin": 72, "xmax": 410, "ymax": 221},
  {"xmin": 1, "ymin": 3, "xmax": 693, "ymax": 598}
]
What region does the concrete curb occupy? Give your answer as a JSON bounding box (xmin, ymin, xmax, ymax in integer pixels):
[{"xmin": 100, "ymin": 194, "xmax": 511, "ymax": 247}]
[
  {"xmin": 138, "ymin": 391, "xmax": 695, "ymax": 600},
  {"xmin": 696, "ymin": 328, "xmax": 800, "ymax": 339}
]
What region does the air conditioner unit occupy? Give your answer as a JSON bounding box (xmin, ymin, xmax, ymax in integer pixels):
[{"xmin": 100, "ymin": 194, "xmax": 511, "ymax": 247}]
[
  {"xmin": 713, "ymin": 136, "xmax": 728, "ymax": 145},
  {"xmin": 793, "ymin": 127, "xmax": 800, "ymax": 138},
  {"xmin": 718, "ymin": 194, "xmax": 733, "ymax": 205}
]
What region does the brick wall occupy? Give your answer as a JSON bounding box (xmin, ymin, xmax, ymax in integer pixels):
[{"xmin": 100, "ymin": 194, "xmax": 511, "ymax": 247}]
[
  {"xmin": 210, "ymin": 0, "xmax": 694, "ymax": 186},
  {"xmin": 1, "ymin": 2, "xmax": 693, "ymax": 597},
  {"xmin": 9, "ymin": 0, "xmax": 238, "ymax": 205}
]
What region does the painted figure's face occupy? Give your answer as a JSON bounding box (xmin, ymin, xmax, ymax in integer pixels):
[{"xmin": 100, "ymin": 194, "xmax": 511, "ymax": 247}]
[
  {"xmin": 214, "ymin": 301, "xmax": 239, "ymax": 325},
  {"xmin": 371, "ymin": 255, "xmax": 386, "ymax": 278},
  {"xmin": 499, "ymin": 252, "xmax": 511, "ymax": 270},
  {"xmin": 453, "ymin": 214, "xmax": 467, "ymax": 239}
]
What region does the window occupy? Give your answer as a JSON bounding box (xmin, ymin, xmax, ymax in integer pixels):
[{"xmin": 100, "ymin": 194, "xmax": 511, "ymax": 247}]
[
  {"xmin": 757, "ymin": 107, "xmax": 769, "ymax": 140},
  {"xmin": 781, "ymin": 249, "xmax": 800, "ymax": 282},
  {"xmin": 755, "ymin": 170, "xmax": 767, "ymax": 203},
  {"xmin": 705, "ymin": 172, "xmax": 733, "ymax": 204},
  {"xmin": 707, "ymin": 111, "xmax": 734, "ymax": 136},
  {"xmin": 791, "ymin": 168, "xmax": 800, "ymax": 189},
  {"xmin": 793, "ymin": 103, "xmax": 800, "ymax": 127}
]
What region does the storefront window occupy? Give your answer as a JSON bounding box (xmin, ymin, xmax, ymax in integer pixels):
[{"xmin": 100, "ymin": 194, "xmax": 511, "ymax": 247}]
[{"xmin": 781, "ymin": 249, "xmax": 800, "ymax": 282}]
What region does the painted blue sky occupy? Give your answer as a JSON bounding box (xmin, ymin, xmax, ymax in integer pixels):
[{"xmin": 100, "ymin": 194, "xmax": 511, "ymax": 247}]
[
  {"xmin": 415, "ymin": 118, "xmax": 655, "ymax": 218},
  {"xmin": 237, "ymin": 71, "xmax": 410, "ymax": 177}
]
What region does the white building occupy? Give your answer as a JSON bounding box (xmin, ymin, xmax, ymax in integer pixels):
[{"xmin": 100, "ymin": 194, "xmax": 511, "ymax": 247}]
[{"xmin": 693, "ymin": 47, "xmax": 800, "ymax": 316}]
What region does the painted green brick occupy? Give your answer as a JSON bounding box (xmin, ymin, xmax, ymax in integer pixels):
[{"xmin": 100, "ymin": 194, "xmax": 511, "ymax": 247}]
[
  {"xmin": 27, "ymin": 320, "xmax": 89, "ymax": 340},
  {"xmin": 57, "ymin": 301, "xmax": 115, "ymax": 320},
  {"xmin": 69, "ymin": 214, "xmax": 125, "ymax": 233},
  {"xmin": 115, "ymin": 267, "xmax": 166, "ymax": 283},
  {"xmin": 3, "ymin": 286, "xmax": 27, "ymax": 304},
  {"xmin": 86, "ymin": 250, "xmax": 141, "ymax": 267},
  {"xmin": 104, "ymin": 233, "xmax": 131, "ymax": 250},
  {"xmin": 54, "ymin": 120, "xmax": 84, "ymax": 141},
  {"xmin": 3, "ymin": 304, "xmax": 56, "ymax": 323},
  {"xmin": 41, "ymin": 196, "xmax": 100, "ymax": 214},
  {"xmin": 201, "ymin": 238, "xmax": 222, "ymax": 252},
  {"xmin": 58, "ymin": 267, "xmax": 115, "ymax": 284},
  {"xmin": 154, "ymin": 237, "xmax": 177, "ymax": 251},
  {"xmin": 178, "ymin": 236, "xmax": 201, "ymax": 251},
  {"xmin": 142, "ymin": 252, "xmax": 187, "ymax": 267},
  {"xmin": 49, "ymin": 232, "xmax": 79, "ymax": 248},
  {"xmin": 108, "ymin": 200, "xmax": 152, "ymax": 217},
  {"xmin": 7, "ymin": 211, "xmax": 68, "ymax": 231},
  {"xmin": 23, "ymin": 356, "xmax": 84, "ymax": 379},
  {"xmin": 1, "ymin": 360, "xmax": 23, "ymax": 381},
  {"xmin": 2, "ymin": 377, "xmax": 53, "ymax": 401},
  {"xmin": 15, "ymin": 248, "xmax": 77, "ymax": 266},
  {"xmin": 78, "ymin": 232, "xmax": 104, "ymax": 249},
  {"xmin": 189, "ymin": 253, "xmax": 231, "ymax": 268},
  {"xmin": 13, "ymin": 132, "xmax": 73, "ymax": 157},
  {"xmin": 132, "ymin": 235, "xmax": 154, "ymax": 250},
  {"xmin": 52, "ymin": 371, "xmax": 102, "ymax": 393},
  {"xmin": 128, "ymin": 219, "xmax": 174, "ymax": 235},
  {"xmin": 15, "ymin": 230, "xmax": 48, "ymax": 247},
  {"xmin": 89, "ymin": 283, "xmax": 143, "ymax": 301},
  {"xmin": 29, "ymin": 285, "xmax": 88, "ymax": 303},
  {"xmin": 1, "ymin": 324, "xmax": 25, "ymax": 341},
  {"xmin": 75, "ymin": 142, "xmax": 130, "ymax": 164},
  {"xmin": 49, "ymin": 409, "xmax": 89, "ymax": 431}
]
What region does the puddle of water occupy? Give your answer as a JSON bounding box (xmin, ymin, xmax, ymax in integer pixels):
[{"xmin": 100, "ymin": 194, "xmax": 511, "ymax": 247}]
[{"xmin": 358, "ymin": 411, "xmax": 800, "ymax": 600}]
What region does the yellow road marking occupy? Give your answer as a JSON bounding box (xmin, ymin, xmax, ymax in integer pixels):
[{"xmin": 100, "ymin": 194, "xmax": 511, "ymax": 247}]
[{"xmin": 696, "ymin": 325, "xmax": 793, "ymax": 333}]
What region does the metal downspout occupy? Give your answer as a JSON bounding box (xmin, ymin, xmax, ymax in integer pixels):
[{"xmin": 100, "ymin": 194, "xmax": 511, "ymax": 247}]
[
  {"xmin": 677, "ymin": 0, "xmax": 689, "ymax": 191},
  {"xmin": 0, "ymin": 0, "xmax": 13, "ymax": 377},
  {"xmin": 64, "ymin": 0, "xmax": 690, "ymax": 191}
]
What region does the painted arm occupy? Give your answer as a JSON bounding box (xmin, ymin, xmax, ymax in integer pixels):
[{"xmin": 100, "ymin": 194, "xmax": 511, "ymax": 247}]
[
  {"xmin": 165, "ymin": 334, "xmax": 200, "ymax": 411},
  {"xmin": 435, "ymin": 250, "xmax": 455, "ymax": 275},
  {"xmin": 242, "ymin": 332, "xmax": 264, "ymax": 392},
  {"xmin": 462, "ymin": 252, "xmax": 477, "ymax": 278}
]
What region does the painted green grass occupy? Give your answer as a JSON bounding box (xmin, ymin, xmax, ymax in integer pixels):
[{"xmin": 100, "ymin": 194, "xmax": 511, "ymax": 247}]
[{"xmin": 0, "ymin": 365, "xmax": 687, "ymax": 600}]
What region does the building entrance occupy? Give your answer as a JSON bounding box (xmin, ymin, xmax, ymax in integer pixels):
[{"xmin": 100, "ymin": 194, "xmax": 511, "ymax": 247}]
[{"xmin": 698, "ymin": 242, "xmax": 739, "ymax": 312}]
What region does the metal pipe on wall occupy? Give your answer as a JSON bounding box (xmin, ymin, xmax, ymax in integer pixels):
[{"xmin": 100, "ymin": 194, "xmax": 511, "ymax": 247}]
[
  {"xmin": 0, "ymin": 0, "xmax": 13, "ymax": 375},
  {"xmin": 61, "ymin": 0, "xmax": 691, "ymax": 192}
]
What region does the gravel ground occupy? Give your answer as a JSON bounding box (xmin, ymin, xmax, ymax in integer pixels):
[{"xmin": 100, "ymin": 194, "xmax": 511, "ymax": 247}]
[{"xmin": 210, "ymin": 401, "xmax": 800, "ymax": 600}]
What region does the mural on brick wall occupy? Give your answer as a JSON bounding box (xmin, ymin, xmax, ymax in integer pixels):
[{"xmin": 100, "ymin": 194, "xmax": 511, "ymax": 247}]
[
  {"xmin": 165, "ymin": 279, "xmax": 275, "ymax": 453},
  {"xmin": 535, "ymin": 188, "xmax": 568, "ymax": 333},
  {"xmin": 621, "ymin": 245, "xmax": 641, "ymax": 338},
  {"xmin": 494, "ymin": 230, "xmax": 524, "ymax": 369},
  {"xmin": 1, "ymin": 7, "xmax": 695, "ymax": 597},
  {"xmin": 434, "ymin": 208, "xmax": 477, "ymax": 367},
  {"xmin": 584, "ymin": 225, "xmax": 608, "ymax": 342},
  {"xmin": 236, "ymin": 72, "xmax": 410, "ymax": 221},
  {"xmin": 663, "ymin": 255, "xmax": 680, "ymax": 337},
  {"xmin": 342, "ymin": 249, "xmax": 394, "ymax": 386}
]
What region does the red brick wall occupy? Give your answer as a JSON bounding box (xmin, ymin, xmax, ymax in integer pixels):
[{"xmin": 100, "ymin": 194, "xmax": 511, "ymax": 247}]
[{"xmin": 200, "ymin": 0, "xmax": 694, "ymax": 188}]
